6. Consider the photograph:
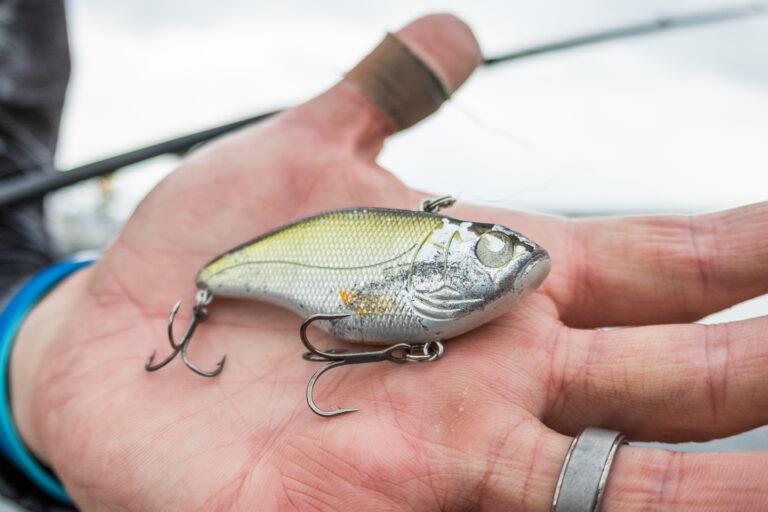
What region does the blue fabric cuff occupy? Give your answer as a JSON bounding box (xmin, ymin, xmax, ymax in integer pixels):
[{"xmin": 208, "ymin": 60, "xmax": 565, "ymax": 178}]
[{"xmin": 0, "ymin": 258, "xmax": 95, "ymax": 504}]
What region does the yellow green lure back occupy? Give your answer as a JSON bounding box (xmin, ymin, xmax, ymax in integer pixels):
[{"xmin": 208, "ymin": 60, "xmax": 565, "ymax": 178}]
[{"xmin": 198, "ymin": 207, "xmax": 549, "ymax": 344}]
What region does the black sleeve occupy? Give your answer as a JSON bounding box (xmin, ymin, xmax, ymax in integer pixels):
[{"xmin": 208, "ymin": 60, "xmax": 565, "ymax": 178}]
[
  {"xmin": 0, "ymin": 1, "xmax": 78, "ymax": 510},
  {"xmin": 0, "ymin": 0, "xmax": 71, "ymax": 295}
]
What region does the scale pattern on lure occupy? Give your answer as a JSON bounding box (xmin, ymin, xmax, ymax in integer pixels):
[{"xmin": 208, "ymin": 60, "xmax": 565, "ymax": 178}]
[
  {"xmin": 145, "ymin": 199, "xmax": 551, "ymax": 416},
  {"xmin": 198, "ymin": 207, "xmax": 548, "ymax": 344}
]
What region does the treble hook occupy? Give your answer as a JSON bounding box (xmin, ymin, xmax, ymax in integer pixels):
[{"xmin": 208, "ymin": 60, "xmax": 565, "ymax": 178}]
[
  {"xmin": 145, "ymin": 289, "xmax": 226, "ymax": 377},
  {"xmin": 300, "ymin": 313, "xmax": 444, "ymax": 417}
]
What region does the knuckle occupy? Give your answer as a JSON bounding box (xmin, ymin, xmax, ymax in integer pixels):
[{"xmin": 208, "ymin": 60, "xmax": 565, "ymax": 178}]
[
  {"xmin": 698, "ymin": 323, "xmax": 732, "ymax": 423},
  {"xmin": 686, "ymin": 214, "xmax": 718, "ymax": 296},
  {"xmin": 655, "ymin": 450, "xmax": 686, "ymax": 508}
]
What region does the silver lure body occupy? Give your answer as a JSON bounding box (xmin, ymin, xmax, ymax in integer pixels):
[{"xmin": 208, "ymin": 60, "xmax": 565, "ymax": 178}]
[{"xmin": 197, "ymin": 208, "xmax": 550, "ymax": 345}]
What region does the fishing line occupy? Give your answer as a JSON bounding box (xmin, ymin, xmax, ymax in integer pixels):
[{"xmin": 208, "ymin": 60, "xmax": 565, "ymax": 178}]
[{"xmin": 446, "ymin": 100, "xmax": 532, "ymax": 150}]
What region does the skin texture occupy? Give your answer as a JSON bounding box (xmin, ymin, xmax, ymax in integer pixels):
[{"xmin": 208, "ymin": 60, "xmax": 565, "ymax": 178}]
[{"xmin": 10, "ymin": 13, "xmax": 768, "ymax": 512}]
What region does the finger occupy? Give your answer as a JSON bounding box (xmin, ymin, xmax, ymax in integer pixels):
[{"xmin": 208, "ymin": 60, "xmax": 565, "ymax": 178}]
[
  {"xmin": 548, "ymin": 202, "xmax": 768, "ymax": 327},
  {"xmin": 284, "ymin": 13, "xmax": 482, "ymax": 152},
  {"xmin": 488, "ymin": 434, "xmax": 768, "ymax": 511},
  {"xmin": 544, "ymin": 316, "xmax": 768, "ymax": 442},
  {"xmin": 603, "ymin": 446, "xmax": 768, "ymax": 511}
]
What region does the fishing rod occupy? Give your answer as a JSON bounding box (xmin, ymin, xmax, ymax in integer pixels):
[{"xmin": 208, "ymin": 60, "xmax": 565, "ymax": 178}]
[
  {"xmin": 0, "ymin": 111, "xmax": 279, "ymax": 208},
  {"xmin": 0, "ymin": 2, "xmax": 764, "ymax": 208},
  {"xmin": 483, "ymin": 3, "xmax": 765, "ymax": 66}
]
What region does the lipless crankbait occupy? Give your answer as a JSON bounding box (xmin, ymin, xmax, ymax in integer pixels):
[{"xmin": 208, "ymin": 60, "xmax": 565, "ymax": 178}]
[{"xmin": 145, "ymin": 197, "xmax": 550, "ymax": 416}]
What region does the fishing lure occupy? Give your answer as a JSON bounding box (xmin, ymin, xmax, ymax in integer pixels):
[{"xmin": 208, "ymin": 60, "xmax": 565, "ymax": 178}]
[{"xmin": 145, "ymin": 197, "xmax": 550, "ymax": 416}]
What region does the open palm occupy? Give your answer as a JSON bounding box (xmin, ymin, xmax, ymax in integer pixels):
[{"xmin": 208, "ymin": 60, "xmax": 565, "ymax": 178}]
[{"xmin": 17, "ymin": 14, "xmax": 768, "ymax": 511}]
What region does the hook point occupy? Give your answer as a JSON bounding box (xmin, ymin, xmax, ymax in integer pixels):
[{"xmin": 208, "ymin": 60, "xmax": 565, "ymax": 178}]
[
  {"xmin": 305, "ymin": 359, "xmax": 360, "ymax": 417},
  {"xmin": 311, "ymin": 406, "xmax": 359, "ymax": 418}
]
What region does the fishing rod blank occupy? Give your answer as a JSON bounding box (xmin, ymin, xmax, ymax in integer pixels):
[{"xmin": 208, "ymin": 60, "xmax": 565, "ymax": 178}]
[
  {"xmin": 0, "ymin": 112, "xmax": 278, "ymax": 207},
  {"xmin": 483, "ymin": 3, "xmax": 766, "ymax": 65}
]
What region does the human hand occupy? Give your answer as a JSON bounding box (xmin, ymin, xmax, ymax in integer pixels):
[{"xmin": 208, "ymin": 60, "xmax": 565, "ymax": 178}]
[{"xmin": 12, "ymin": 13, "xmax": 768, "ymax": 511}]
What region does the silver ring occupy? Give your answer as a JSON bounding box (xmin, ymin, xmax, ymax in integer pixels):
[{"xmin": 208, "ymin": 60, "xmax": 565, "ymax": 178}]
[{"xmin": 551, "ymin": 427, "xmax": 626, "ymax": 512}]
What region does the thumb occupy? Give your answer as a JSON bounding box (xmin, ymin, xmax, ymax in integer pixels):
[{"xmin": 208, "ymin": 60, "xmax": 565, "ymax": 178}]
[{"xmin": 293, "ymin": 13, "xmax": 483, "ymax": 153}]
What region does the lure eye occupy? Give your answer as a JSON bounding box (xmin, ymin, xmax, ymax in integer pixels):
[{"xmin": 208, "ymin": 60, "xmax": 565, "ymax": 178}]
[{"xmin": 475, "ymin": 231, "xmax": 516, "ymax": 268}]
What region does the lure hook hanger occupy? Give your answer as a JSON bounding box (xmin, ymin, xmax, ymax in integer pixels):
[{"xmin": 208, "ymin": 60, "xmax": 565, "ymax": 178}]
[
  {"xmin": 420, "ymin": 194, "xmax": 456, "ymax": 213},
  {"xmin": 301, "ymin": 313, "xmax": 444, "ymax": 417},
  {"xmin": 145, "ymin": 289, "xmax": 226, "ymax": 377}
]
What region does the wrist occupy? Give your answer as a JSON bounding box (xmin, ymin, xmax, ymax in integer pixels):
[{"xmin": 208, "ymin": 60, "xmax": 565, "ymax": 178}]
[
  {"xmin": 0, "ymin": 259, "xmax": 94, "ymax": 504},
  {"xmin": 10, "ymin": 264, "xmax": 93, "ymax": 463}
]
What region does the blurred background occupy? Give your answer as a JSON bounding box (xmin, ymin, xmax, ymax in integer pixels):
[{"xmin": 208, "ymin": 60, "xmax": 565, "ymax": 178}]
[{"xmin": 49, "ymin": 0, "xmax": 767, "ymax": 450}]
